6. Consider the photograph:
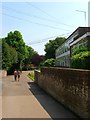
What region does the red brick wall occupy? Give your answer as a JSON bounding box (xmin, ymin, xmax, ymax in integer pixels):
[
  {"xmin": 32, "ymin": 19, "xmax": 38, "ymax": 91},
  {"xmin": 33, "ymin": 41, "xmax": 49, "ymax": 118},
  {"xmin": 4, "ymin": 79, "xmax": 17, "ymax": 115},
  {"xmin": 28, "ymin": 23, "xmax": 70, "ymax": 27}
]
[{"xmin": 35, "ymin": 67, "xmax": 90, "ymax": 118}]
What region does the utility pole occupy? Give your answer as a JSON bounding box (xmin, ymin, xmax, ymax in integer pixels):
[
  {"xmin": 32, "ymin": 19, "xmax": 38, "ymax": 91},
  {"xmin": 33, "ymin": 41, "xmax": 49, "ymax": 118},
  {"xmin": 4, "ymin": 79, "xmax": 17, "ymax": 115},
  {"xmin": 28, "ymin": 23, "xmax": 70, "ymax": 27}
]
[{"xmin": 76, "ymin": 10, "xmax": 86, "ymax": 27}]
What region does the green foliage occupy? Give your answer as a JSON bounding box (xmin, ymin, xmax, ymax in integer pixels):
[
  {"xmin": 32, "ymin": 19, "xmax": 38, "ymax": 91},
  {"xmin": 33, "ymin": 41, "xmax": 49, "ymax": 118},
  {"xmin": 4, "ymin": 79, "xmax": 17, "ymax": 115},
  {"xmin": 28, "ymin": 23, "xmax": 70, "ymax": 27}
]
[
  {"xmin": 5, "ymin": 31, "xmax": 28, "ymax": 69},
  {"xmin": 24, "ymin": 45, "xmax": 37, "ymax": 66},
  {"xmin": 27, "ymin": 73, "xmax": 34, "ymax": 81},
  {"xmin": 72, "ymin": 46, "xmax": 89, "ymax": 56},
  {"xmin": 44, "ymin": 37, "xmax": 66, "ymax": 59},
  {"xmin": 1, "ymin": 30, "xmax": 37, "ymax": 72},
  {"xmin": 6, "ymin": 31, "xmax": 23, "ymax": 50},
  {"xmin": 0, "ymin": 31, "xmax": 41, "ymax": 73},
  {"xmin": 71, "ymin": 51, "xmax": 90, "ymax": 69},
  {"xmin": 41, "ymin": 58, "xmax": 55, "ymax": 67},
  {"xmin": 2, "ymin": 39, "xmax": 18, "ymax": 70}
]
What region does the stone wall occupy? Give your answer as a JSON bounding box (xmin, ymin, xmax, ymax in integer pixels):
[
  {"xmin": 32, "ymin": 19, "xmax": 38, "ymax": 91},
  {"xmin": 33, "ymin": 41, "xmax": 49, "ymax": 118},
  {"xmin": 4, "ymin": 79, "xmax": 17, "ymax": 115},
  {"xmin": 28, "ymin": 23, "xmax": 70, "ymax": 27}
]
[{"xmin": 35, "ymin": 67, "xmax": 90, "ymax": 118}]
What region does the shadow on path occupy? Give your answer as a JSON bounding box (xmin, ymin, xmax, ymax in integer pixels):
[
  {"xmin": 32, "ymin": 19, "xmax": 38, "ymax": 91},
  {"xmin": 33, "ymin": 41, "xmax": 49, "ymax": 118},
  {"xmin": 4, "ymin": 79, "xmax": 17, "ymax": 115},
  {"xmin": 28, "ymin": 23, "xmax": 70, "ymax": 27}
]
[{"xmin": 28, "ymin": 82, "xmax": 80, "ymax": 120}]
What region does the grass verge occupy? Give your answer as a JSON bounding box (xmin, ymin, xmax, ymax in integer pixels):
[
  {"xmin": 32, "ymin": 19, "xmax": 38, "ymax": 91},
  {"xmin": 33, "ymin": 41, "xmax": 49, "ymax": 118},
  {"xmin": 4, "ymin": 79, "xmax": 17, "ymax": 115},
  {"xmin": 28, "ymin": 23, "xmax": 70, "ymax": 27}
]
[{"xmin": 27, "ymin": 73, "xmax": 34, "ymax": 81}]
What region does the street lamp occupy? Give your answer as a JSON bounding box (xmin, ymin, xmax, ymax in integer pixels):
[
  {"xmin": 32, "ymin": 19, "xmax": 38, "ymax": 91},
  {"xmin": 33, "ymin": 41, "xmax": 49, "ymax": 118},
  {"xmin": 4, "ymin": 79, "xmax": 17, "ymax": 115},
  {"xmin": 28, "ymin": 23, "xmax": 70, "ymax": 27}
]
[{"xmin": 76, "ymin": 10, "xmax": 86, "ymax": 26}]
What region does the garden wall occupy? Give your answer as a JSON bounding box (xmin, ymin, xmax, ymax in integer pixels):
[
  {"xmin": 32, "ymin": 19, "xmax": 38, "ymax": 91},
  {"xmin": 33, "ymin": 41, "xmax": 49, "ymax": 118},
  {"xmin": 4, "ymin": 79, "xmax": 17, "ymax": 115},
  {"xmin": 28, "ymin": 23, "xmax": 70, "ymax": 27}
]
[{"xmin": 35, "ymin": 67, "xmax": 90, "ymax": 118}]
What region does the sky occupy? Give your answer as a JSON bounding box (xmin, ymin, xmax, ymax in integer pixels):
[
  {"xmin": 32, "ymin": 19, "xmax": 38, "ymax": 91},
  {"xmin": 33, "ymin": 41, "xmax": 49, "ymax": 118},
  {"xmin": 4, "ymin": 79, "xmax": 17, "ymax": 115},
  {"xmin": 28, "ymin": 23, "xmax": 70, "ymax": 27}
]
[{"xmin": 0, "ymin": 0, "xmax": 89, "ymax": 55}]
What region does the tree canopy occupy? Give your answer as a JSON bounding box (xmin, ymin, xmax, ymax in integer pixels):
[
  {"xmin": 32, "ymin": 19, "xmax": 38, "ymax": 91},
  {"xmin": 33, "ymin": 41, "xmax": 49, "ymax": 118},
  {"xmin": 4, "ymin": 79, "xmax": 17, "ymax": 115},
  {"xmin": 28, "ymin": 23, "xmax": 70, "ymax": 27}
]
[
  {"xmin": 44, "ymin": 37, "xmax": 66, "ymax": 59},
  {"xmin": 23, "ymin": 45, "xmax": 37, "ymax": 67},
  {"xmin": 1, "ymin": 30, "xmax": 38, "ymax": 72},
  {"xmin": 31, "ymin": 53, "xmax": 44, "ymax": 66},
  {"xmin": 4, "ymin": 31, "xmax": 29, "ymax": 70},
  {"xmin": 2, "ymin": 39, "xmax": 18, "ymax": 70}
]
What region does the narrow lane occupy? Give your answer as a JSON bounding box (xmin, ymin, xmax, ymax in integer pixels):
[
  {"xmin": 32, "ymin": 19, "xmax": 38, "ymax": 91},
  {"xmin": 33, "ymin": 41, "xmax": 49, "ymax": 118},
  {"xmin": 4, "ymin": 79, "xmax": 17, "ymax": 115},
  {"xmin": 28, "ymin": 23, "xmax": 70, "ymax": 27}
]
[
  {"xmin": 2, "ymin": 71, "xmax": 78, "ymax": 119},
  {"xmin": 2, "ymin": 72, "xmax": 51, "ymax": 119}
]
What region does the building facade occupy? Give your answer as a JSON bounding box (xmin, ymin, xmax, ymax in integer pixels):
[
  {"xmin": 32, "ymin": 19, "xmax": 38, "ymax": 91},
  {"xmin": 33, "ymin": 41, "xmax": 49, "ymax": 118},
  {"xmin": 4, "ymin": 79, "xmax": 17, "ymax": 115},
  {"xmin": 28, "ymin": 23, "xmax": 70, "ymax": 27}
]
[{"xmin": 55, "ymin": 27, "xmax": 90, "ymax": 67}]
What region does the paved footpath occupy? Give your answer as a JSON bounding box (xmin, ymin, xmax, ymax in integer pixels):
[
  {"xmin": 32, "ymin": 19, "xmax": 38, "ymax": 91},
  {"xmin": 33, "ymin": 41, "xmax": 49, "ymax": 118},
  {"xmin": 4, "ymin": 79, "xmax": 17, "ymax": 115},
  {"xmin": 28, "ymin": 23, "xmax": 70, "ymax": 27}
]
[{"xmin": 1, "ymin": 71, "xmax": 78, "ymax": 119}]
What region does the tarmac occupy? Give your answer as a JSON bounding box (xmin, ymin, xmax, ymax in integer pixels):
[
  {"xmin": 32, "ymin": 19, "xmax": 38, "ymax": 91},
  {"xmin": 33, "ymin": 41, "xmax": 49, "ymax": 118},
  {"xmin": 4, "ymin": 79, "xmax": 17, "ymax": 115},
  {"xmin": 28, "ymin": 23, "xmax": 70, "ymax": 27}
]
[{"xmin": 1, "ymin": 71, "xmax": 79, "ymax": 119}]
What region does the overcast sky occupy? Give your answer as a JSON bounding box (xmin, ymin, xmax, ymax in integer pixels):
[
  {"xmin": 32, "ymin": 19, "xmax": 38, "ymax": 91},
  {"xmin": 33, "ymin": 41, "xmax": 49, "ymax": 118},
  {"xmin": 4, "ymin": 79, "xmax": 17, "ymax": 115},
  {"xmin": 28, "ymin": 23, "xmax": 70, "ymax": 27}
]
[{"xmin": 1, "ymin": 0, "xmax": 89, "ymax": 55}]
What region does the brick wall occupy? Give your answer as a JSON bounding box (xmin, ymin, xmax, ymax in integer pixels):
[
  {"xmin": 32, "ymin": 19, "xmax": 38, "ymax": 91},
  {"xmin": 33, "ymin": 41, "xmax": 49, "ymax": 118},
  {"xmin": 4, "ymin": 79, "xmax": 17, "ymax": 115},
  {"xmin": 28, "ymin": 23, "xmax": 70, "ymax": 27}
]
[{"xmin": 35, "ymin": 67, "xmax": 90, "ymax": 118}]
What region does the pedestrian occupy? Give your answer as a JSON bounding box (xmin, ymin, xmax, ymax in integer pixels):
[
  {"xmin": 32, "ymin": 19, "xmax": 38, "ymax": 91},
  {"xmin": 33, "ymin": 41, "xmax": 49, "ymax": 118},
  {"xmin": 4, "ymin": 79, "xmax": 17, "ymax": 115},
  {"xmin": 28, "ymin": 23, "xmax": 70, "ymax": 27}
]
[
  {"xmin": 17, "ymin": 70, "xmax": 20, "ymax": 81},
  {"xmin": 14, "ymin": 69, "xmax": 17, "ymax": 81}
]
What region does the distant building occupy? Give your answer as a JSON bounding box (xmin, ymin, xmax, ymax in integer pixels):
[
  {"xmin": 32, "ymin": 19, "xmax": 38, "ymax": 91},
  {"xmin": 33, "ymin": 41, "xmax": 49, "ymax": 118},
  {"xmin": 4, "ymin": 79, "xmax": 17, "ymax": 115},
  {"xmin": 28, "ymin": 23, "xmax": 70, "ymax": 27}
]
[
  {"xmin": 88, "ymin": 1, "xmax": 90, "ymax": 27},
  {"xmin": 55, "ymin": 27, "xmax": 90, "ymax": 67}
]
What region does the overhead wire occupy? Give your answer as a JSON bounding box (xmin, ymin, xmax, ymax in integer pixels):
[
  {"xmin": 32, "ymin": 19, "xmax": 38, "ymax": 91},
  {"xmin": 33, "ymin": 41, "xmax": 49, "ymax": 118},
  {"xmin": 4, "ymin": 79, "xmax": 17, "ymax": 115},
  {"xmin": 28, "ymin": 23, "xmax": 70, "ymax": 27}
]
[
  {"xmin": 26, "ymin": 32, "xmax": 72, "ymax": 45},
  {"xmin": 1, "ymin": 12, "xmax": 72, "ymax": 45},
  {"xmin": 1, "ymin": 12, "xmax": 71, "ymax": 31},
  {"xmin": 25, "ymin": 1, "xmax": 75, "ymax": 28},
  {"xmin": 2, "ymin": 3, "xmax": 74, "ymax": 46},
  {"xmin": 3, "ymin": 6, "xmax": 74, "ymax": 28}
]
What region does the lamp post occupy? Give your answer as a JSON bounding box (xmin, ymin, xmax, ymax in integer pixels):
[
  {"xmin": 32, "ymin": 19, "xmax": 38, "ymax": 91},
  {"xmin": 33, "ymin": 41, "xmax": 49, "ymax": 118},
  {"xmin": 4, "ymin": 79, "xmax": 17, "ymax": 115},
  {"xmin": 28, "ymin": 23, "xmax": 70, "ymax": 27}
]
[{"xmin": 76, "ymin": 10, "xmax": 86, "ymax": 26}]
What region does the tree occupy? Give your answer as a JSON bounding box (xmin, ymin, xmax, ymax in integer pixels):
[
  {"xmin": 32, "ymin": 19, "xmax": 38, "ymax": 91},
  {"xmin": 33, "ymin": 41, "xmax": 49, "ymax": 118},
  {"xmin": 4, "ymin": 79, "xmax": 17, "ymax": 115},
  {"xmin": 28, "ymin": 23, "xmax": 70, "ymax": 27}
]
[
  {"xmin": 23, "ymin": 46, "xmax": 37, "ymax": 69},
  {"xmin": 2, "ymin": 39, "xmax": 18, "ymax": 70},
  {"xmin": 31, "ymin": 53, "xmax": 43, "ymax": 66},
  {"xmin": 5, "ymin": 31, "xmax": 28, "ymax": 69},
  {"xmin": 2, "ymin": 30, "xmax": 38, "ymax": 71},
  {"xmin": 25, "ymin": 46, "xmax": 37, "ymax": 63},
  {"xmin": 44, "ymin": 37, "xmax": 66, "ymax": 59}
]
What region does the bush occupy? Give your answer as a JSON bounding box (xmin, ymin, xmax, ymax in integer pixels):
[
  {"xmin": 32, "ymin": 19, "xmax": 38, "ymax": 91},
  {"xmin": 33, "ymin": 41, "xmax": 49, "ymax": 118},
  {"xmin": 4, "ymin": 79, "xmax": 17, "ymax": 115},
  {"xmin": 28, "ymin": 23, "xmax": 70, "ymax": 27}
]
[
  {"xmin": 71, "ymin": 51, "xmax": 90, "ymax": 69},
  {"xmin": 72, "ymin": 46, "xmax": 89, "ymax": 56},
  {"xmin": 40, "ymin": 58, "xmax": 55, "ymax": 67}
]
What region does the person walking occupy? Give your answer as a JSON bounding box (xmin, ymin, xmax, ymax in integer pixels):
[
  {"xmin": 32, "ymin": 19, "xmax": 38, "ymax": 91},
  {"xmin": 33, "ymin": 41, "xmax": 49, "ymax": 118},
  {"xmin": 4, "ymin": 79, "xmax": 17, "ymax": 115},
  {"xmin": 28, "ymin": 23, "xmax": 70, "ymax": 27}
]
[
  {"xmin": 17, "ymin": 70, "xmax": 20, "ymax": 81},
  {"xmin": 14, "ymin": 69, "xmax": 17, "ymax": 81}
]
